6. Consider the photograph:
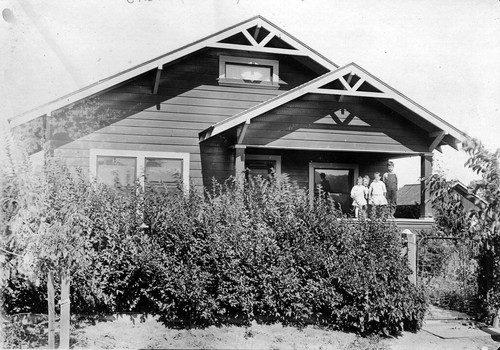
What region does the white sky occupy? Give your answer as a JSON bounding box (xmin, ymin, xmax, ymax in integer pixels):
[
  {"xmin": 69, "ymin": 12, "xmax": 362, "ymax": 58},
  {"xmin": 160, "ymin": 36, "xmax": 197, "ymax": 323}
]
[{"xmin": 1, "ymin": 0, "xmax": 499, "ymax": 186}]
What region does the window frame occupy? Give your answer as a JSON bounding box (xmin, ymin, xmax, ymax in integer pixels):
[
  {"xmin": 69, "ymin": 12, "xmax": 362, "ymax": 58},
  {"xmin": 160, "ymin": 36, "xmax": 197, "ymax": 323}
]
[
  {"xmin": 218, "ymin": 55, "xmax": 280, "ymax": 89},
  {"xmin": 308, "ymin": 162, "xmax": 359, "ymax": 202},
  {"xmin": 245, "ymin": 154, "xmax": 282, "ymax": 177},
  {"xmin": 89, "ymin": 149, "xmax": 190, "ymax": 193}
]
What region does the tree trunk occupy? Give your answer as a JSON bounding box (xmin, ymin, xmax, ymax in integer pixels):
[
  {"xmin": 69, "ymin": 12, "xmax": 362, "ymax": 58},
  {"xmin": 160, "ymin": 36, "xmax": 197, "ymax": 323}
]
[
  {"xmin": 47, "ymin": 271, "xmax": 55, "ymax": 349},
  {"xmin": 60, "ymin": 270, "xmax": 71, "ymax": 349}
]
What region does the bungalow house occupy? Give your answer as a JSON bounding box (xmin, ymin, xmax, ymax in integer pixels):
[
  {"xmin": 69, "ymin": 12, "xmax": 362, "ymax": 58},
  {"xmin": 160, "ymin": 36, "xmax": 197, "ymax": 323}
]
[{"xmin": 9, "ymin": 16, "xmax": 467, "ymax": 232}]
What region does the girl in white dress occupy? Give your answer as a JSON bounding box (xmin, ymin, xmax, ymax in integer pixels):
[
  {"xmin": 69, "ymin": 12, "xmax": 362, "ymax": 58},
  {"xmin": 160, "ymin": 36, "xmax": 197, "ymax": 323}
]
[{"xmin": 351, "ymin": 176, "xmax": 368, "ymax": 218}]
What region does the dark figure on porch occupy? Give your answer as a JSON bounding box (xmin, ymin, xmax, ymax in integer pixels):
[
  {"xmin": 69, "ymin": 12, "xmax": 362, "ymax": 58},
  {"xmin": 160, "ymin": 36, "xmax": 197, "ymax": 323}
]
[
  {"xmin": 319, "ymin": 172, "xmax": 331, "ymax": 198},
  {"xmin": 383, "ymin": 161, "xmax": 398, "ymax": 218}
]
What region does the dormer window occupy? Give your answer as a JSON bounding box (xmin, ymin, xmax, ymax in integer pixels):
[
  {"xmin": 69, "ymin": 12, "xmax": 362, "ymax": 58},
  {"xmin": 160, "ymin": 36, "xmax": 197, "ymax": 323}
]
[{"xmin": 218, "ymin": 55, "xmax": 279, "ymax": 89}]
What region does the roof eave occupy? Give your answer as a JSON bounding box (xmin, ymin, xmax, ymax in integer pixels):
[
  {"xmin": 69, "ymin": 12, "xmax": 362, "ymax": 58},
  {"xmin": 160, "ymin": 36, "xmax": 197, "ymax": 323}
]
[{"xmin": 9, "ymin": 15, "xmax": 338, "ymax": 128}]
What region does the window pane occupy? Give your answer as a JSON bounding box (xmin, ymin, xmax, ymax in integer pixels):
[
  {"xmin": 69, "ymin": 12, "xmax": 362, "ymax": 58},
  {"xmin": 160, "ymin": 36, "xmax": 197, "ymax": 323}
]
[
  {"xmin": 314, "ymin": 168, "xmax": 354, "ymax": 213},
  {"xmin": 96, "ymin": 156, "xmax": 136, "ymax": 187},
  {"xmin": 145, "ymin": 158, "xmax": 183, "ymax": 193},
  {"xmin": 245, "ymin": 159, "xmax": 276, "ymax": 180},
  {"xmin": 226, "ymin": 63, "xmax": 271, "ymax": 82}
]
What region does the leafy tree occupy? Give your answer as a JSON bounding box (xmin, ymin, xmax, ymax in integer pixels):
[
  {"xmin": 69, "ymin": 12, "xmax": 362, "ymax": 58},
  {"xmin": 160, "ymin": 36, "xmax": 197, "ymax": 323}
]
[{"xmin": 429, "ymin": 136, "xmax": 500, "ymax": 321}]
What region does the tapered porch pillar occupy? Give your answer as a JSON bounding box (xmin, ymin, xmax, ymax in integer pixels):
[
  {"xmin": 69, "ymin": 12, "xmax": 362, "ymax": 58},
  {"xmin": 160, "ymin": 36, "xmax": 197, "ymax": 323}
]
[
  {"xmin": 234, "ymin": 145, "xmax": 246, "ymax": 183},
  {"xmin": 420, "ymin": 153, "xmax": 433, "ymax": 218}
]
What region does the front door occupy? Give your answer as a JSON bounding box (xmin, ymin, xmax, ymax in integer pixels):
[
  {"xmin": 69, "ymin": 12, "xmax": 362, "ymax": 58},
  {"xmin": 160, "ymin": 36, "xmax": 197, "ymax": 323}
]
[{"xmin": 309, "ymin": 162, "xmax": 359, "ymax": 214}]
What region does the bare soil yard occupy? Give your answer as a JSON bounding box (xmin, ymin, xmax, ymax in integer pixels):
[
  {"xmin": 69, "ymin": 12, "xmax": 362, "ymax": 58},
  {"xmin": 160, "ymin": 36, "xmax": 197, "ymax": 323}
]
[{"xmin": 70, "ymin": 315, "xmax": 500, "ymax": 350}]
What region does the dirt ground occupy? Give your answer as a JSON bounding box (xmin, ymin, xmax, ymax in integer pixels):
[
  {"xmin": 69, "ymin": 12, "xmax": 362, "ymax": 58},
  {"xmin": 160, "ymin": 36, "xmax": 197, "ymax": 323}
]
[{"xmin": 71, "ymin": 315, "xmax": 500, "ymax": 350}]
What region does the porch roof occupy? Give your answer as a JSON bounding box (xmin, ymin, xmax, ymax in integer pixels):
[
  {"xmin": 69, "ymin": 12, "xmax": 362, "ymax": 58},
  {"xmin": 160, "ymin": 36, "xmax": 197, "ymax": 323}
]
[{"xmin": 199, "ymin": 63, "xmax": 468, "ymax": 152}]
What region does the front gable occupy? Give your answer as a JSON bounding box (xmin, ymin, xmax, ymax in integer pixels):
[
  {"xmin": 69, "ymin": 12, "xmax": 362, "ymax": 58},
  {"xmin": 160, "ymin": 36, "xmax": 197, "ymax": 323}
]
[
  {"xmin": 240, "ymin": 94, "xmax": 431, "ymax": 154},
  {"xmin": 200, "ymin": 63, "xmax": 467, "ymax": 153}
]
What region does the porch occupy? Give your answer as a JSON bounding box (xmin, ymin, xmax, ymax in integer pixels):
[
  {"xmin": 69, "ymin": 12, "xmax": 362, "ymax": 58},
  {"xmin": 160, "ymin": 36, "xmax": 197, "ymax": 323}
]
[{"xmin": 233, "ymin": 147, "xmax": 434, "ymax": 219}]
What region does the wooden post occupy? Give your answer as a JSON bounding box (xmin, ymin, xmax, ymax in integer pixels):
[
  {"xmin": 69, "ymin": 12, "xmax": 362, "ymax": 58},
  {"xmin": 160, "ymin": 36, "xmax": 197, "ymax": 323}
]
[
  {"xmin": 60, "ymin": 270, "xmax": 71, "ymax": 350},
  {"xmin": 420, "ymin": 154, "xmax": 433, "ymax": 218},
  {"xmin": 402, "ymin": 229, "xmax": 417, "ymax": 285},
  {"xmin": 47, "ymin": 271, "xmax": 55, "ymax": 349},
  {"xmin": 234, "ymin": 145, "xmax": 246, "ymax": 185}
]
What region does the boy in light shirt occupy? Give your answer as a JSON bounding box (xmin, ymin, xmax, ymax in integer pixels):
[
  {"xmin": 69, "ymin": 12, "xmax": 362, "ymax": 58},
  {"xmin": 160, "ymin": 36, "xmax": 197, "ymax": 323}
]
[{"xmin": 369, "ymin": 172, "xmax": 387, "ymax": 217}]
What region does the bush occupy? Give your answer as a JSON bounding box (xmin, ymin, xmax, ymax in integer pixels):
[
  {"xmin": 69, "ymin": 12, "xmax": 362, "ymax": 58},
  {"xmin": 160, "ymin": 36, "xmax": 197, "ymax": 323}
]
[
  {"xmin": 2, "ymin": 162, "xmax": 426, "ymax": 336},
  {"xmin": 140, "ymin": 176, "xmax": 426, "ymax": 334}
]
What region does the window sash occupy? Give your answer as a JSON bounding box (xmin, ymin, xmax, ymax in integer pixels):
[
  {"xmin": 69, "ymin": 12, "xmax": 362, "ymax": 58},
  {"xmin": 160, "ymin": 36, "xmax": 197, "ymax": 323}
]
[
  {"xmin": 96, "ymin": 156, "xmax": 137, "ymax": 187},
  {"xmin": 90, "ymin": 149, "xmax": 190, "ymax": 193},
  {"xmin": 225, "ymin": 63, "xmax": 272, "ymax": 83},
  {"xmin": 218, "ymin": 55, "xmax": 279, "ymax": 88}
]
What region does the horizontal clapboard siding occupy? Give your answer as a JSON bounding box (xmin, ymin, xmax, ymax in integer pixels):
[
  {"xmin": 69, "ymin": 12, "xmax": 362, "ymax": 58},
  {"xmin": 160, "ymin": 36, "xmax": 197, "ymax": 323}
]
[
  {"xmin": 242, "ymin": 93, "xmax": 429, "ymax": 153},
  {"xmin": 53, "ymin": 48, "xmax": 318, "ymax": 188}
]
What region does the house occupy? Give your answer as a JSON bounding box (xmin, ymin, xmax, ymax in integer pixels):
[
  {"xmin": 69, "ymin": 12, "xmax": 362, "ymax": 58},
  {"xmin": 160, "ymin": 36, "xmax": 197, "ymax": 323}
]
[
  {"xmin": 397, "ymin": 182, "xmax": 487, "ymax": 216},
  {"xmin": 9, "ymin": 16, "xmax": 467, "ymax": 231}
]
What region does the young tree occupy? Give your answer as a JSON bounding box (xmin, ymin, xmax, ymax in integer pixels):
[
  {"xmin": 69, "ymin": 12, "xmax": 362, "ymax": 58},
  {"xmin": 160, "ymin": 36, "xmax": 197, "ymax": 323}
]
[
  {"xmin": 429, "ymin": 136, "xmax": 500, "ymax": 321},
  {"xmin": 1, "ymin": 130, "xmax": 91, "ymax": 348}
]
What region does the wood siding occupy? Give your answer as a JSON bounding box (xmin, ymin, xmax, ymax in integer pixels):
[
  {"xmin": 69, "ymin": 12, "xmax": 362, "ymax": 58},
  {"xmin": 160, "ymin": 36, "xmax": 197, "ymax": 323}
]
[
  {"xmin": 242, "ymin": 94, "xmax": 430, "ymax": 153},
  {"xmin": 246, "ymin": 148, "xmax": 391, "ymax": 190},
  {"xmin": 52, "ymin": 48, "xmax": 319, "ymax": 189}
]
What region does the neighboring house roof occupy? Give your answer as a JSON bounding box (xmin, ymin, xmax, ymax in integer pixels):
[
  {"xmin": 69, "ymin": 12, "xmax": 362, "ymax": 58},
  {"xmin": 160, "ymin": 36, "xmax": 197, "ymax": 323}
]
[
  {"xmin": 199, "ymin": 62, "xmax": 467, "ymax": 150},
  {"xmin": 397, "ymin": 182, "xmax": 487, "ymax": 209},
  {"xmin": 451, "ymin": 181, "xmax": 488, "ymax": 208},
  {"xmin": 9, "ymin": 15, "xmax": 337, "ymax": 128},
  {"xmin": 397, "ymin": 184, "xmax": 421, "ymax": 206}
]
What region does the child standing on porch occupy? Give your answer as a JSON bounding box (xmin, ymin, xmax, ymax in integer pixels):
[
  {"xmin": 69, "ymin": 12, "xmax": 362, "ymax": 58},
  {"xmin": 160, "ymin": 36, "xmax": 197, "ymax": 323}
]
[
  {"xmin": 351, "ymin": 176, "xmax": 368, "ymax": 219},
  {"xmin": 383, "ymin": 161, "xmax": 398, "ymax": 218},
  {"xmin": 369, "ymin": 172, "xmax": 387, "ymax": 217}
]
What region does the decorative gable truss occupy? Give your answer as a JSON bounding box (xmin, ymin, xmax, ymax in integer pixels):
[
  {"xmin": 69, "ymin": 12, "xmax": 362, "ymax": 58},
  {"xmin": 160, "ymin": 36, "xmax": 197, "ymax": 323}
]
[
  {"xmin": 210, "ymin": 22, "xmax": 313, "ymax": 58},
  {"xmin": 200, "ymin": 62, "xmax": 467, "ymax": 152}
]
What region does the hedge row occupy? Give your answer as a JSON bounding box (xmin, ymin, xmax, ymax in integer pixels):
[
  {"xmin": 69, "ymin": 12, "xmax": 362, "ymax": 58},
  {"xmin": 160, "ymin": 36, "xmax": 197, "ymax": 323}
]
[{"xmin": 2, "ymin": 165, "xmax": 426, "ymax": 335}]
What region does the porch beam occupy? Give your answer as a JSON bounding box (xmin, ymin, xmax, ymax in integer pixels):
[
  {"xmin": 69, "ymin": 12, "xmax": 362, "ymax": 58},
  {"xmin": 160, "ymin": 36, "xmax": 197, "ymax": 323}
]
[
  {"xmin": 208, "ymin": 42, "xmax": 306, "ymax": 56},
  {"xmin": 242, "ymin": 29, "xmax": 259, "ymax": 47},
  {"xmin": 429, "ymin": 131, "xmax": 446, "ymax": 151},
  {"xmin": 237, "ymin": 119, "xmax": 250, "ymax": 144},
  {"xmin": 420, "ymin": 154, "xmax": 433, "ymax": 218},
  {"xmin": 152, "ymin": 65, "xmax": 163, "ymax": 95},
  {"xmin": 241, "ymin": 144, "xmax": 424, "ymax": 155},
  {"xmin": 312, "ymin": 88, "xmax": 391, "ymax": 99}
]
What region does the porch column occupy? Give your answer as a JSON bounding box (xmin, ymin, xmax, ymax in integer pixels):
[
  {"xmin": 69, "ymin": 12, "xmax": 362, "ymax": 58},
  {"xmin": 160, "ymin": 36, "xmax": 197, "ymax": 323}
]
[
  {"xmin": 234, "ymin": 145, "xmax": 246, "ymax": 183},
  {"xmin": 402, "ymin": 229, "xmax": 417, "ymax": 285},
  {"xmin": 420, "ymin": 153, "xmax": 433, "ymax": 218}
]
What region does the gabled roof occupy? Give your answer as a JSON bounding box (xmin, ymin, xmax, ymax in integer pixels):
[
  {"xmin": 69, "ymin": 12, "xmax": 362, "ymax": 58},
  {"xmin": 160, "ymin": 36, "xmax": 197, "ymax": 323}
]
[
  {"xmin": 9, "ymin": 15, "xmax": 338, "ymax": 128},
  {"xmin": 199, "ymin": 62, "xmax": 468, "ymax": 151},
  {"xmin": 398, "ymin": 182, "xmax": 487, "ymax": 209}
]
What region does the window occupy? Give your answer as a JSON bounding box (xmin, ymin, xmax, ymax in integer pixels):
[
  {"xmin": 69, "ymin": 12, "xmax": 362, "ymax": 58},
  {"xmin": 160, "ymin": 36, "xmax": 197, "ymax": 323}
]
[
  {"xmin": 245, "ymin": 154, "xmax": 282, "ymax": 180},
  {"xmin": 309, "ymin": 162, "xmax": 359, "ymax": 213},
  {"xmin": 90, "ymin": 149, "xmax": 189, "ymax": 193},
  {"xmin": 218, "ymin": 55, "xmax": 279, "ymax": 89}
]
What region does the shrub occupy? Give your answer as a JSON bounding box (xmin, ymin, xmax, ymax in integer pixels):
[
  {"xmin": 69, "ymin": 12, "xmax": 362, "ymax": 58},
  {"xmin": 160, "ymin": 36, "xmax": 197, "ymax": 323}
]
[
  {"xmin": 2, "ymin": 159, "xmax": 426, "ymax": 336},
  {"xmin": 140, "ymin": 176, "xmax": 426, "ymax": 334}
]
